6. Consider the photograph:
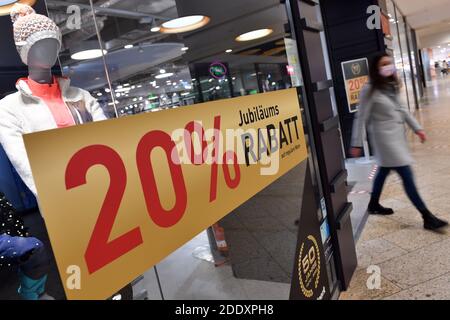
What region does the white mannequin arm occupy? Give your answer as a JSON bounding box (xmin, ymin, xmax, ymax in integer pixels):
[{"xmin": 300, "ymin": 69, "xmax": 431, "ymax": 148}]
[{"xmin": 0, "ymin": 103, "xmax": 37, "ymax": 196}]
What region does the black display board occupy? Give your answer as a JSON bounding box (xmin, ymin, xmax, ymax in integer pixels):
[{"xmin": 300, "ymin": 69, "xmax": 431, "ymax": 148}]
[{"xmin": 290, "ymin": 163, "xmax": 331, "ymax": 300}]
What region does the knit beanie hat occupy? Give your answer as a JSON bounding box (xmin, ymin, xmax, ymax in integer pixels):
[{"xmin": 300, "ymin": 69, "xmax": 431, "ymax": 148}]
[{"xmin": 10, "ymin": 3, "xmax": 62, "ymax": 65}]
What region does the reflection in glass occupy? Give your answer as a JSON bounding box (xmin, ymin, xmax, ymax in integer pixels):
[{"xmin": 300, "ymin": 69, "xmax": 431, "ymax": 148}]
[
  {"xmin": 45, "ymin": 0, "xmax": 303, "ymax": 118},
  {"xmin": 386, "ymin": 0, "xmax": 409, "ymax": 108}
]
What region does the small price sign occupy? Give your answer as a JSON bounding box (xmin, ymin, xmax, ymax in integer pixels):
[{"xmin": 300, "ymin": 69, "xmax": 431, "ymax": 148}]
[
  {"xmin": 341, "ymin": 58, "xmax": 369, "ymax": 113},
  {"xmin": 24, "ymin": 88, "xmax": 307, "ymax": 300}
]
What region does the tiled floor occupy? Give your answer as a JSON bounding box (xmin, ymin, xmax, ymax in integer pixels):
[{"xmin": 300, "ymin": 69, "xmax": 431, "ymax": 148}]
[
  {"xmin": 340, "ymin": 77, "xmax": 450, "ymax": 300},
  {"xmin": 139, "ymin": 231, "xmax": 291, "ymax": 300}
]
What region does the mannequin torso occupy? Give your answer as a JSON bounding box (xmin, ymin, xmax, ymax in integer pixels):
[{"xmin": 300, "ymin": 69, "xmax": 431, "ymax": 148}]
[{"xmin": 0, "ymin": 38, "xmax": 107, "ymax": 195}]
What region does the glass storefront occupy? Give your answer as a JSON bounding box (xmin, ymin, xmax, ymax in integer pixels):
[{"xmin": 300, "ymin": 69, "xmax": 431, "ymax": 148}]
[
  {"xmin": 396, "ymin": 12, "xmax": 417, "ymax": 110},
  {"xmin": 17, "ymin": 0, "xmax": 338, "ymax": 300},
  {"xmin": 45, "ymin": 0, "xmax": 300, "ymax": 118},
  {"xmin": 406, "ymin": 24, "xmax": 422, "ymax": 99},
  {"xmin": 385, "ymin": 0, "xmax": 420, "ymax": 110}
]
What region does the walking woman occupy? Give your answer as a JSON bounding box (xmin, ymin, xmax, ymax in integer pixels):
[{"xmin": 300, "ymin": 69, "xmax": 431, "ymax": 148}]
[{"xmin": 351, "ymin": 53, "xmax": 448, "ymax": 231}]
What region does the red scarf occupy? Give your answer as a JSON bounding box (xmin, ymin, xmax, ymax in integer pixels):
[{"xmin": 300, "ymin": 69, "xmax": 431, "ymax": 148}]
[{"xmin": 24, "ymin": 76, "xmax": 76, "ymax": 128}]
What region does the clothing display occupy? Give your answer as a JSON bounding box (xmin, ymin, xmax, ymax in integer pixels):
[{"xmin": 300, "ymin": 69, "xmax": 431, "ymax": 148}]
[
  {"xmin": 0, "ymin": 3, "xmax": 107, "ymax": 301},
  {"xmin": 11, "ymin": 3, "xmax": 61, "ymax": 66},
  {"xmin": 0, "ymin": 192, "xmax": 50, "ymax": 300},
  {"xmin": 24, "ymin": 76, "xmax": 76, "ymax": 128},
  {"xmin": 0, "ymin": 76, "xmax": 107, "ymax": 196},
  {"xmin": 0, "ymin": 192, "xmax": 28, "ymax": 238},
  {"xmin": 0, "ymin": 3, "xmax": 107, "ymax": 196}
]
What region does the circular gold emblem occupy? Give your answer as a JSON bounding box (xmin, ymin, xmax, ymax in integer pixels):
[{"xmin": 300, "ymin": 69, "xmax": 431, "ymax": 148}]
[
  {"xmin": 298, "ymin": 235, "xmax": 321, "ymax": 298},
  {"xmin": 351, "ymin": 63, "xmax": 361, "ymax": 76}
]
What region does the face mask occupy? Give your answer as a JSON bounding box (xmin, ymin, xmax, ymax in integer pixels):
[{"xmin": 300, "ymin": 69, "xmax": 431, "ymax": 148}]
[{"xmin": 379, "ymin": 64, "xmax": 396, "ymax": 77}]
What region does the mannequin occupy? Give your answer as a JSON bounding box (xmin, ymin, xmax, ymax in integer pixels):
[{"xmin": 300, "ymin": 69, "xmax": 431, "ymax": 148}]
[
  {"xmin": 0, "ymin": 3, "xmax": 139, "ymax": 301},
  {"xmin": 0, "ymin": 3, "xmax": 106, "ymax": 196},
  {"xmin": 0, "ymin": 3, "xmax": 107, "ymax": 300},
  {"xmin": 27, "ymin": 38, "xmax": 59, "ymax": 84}
]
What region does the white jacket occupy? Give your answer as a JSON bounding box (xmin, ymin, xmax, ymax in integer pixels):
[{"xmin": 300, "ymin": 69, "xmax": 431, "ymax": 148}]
[{"xmin": 0, "ymin": 77, "xmax": 107, "ymax": 196}]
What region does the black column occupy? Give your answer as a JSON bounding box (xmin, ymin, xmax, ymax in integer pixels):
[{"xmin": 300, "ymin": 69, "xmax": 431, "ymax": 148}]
[
  {"xmin": 320, "ymin": 0, "xmax": 385, "ymax": 157},
  {"xmin": 286, "ymin": 0, "xmax": 357, "ymax": 290}
]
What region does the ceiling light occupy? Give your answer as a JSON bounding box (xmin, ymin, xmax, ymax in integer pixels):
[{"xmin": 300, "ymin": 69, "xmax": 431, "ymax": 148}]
[
  {"xmin": 225, "ymin": 49, "xmax": 233, "ymax": 53},
  {"xmin": 155, "ymin": 72, "xmax": 174, "ymax": 79},
  {"xmin": 71, "ymin": 49, "xmax": 107, "ymax": 60},
  {"xmin": 97, "ymin": 92, "xmax": 103, "ymax": 97},
  {"xmin": 115, "ymin": 88, "xmax": 130, "ymax": 93},
  {"xmin": 151, "ymin": 26, "xmax": 161, "ymax": 32},
  {"xmin": 215, "ymin": 86, "xmax": 221, "ymax": 90},
  {"xmin": 160, "ymin": 15, "xmax": 210, "ymax": 34},
  {"xmin": 181, "ymin": 47, "xmax": 189, "ymax": 51},
  {"xmin": 105, "ymin": 88, "xmax": 111, "ymax": 93},
  {"xmin": 160, "ymin": 69, "xmax": 166, "ymax": 74},
  {"xmin": 236, "ymin": 29, "xmax": 273, "ymax": 42},
  {"xmin": 133, "ymin": 98, "xmax": 138, "ymax": 102},
  {"xmin": 155, "ymin": 86, "xmax": 160, "ymax": 89},
  {"xmin": 124, "ymin": 44, "xmax": 134, "ymax": 49}
]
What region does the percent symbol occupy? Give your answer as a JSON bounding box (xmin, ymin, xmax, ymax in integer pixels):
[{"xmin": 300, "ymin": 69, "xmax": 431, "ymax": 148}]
[
  {"xmin": 209, "ymin": 116, "xmax": 241, "ymax": 202},
  {"xmin": 184, "ymin": 116, "xmax": 242, "ymax": 202}
]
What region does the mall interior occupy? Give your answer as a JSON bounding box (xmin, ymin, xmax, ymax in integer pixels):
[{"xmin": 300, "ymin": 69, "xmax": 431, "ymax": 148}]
[{"xmin": 0, "ymin": 0, "xmax": 449, "ymax": 300}]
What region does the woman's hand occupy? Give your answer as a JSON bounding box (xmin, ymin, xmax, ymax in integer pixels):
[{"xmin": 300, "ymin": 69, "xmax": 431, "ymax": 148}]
[
  {"xmin": 350, "ymin": 147, "xmax": 363, "ymax": 158},
  {"xmin": 416, "ymin": 130, "xmax": 427, "ymax": 143}
]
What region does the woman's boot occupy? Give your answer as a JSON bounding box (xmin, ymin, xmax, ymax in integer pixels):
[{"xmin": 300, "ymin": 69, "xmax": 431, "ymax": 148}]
[
  {"xmin": 420, "ymin": 209, "xmax": 448, "ymax": 230},
  {"xmin": 368, "ymin": 199, "xmax": 394, "ymax": 215}
]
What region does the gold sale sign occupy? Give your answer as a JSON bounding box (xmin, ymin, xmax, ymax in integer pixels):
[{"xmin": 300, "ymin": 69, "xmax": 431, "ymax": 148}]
[{"xmin": 24, "ymin": 88, "xmax": 308, "ymax": 300}]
